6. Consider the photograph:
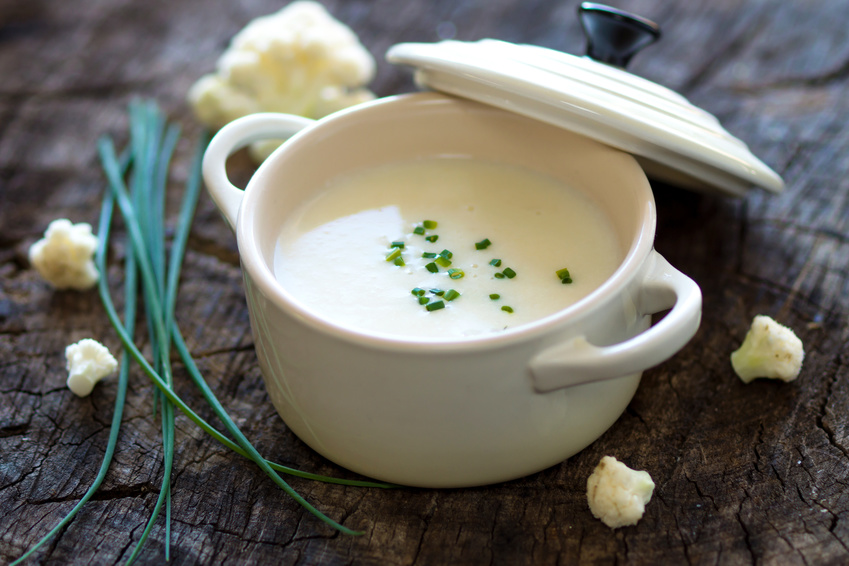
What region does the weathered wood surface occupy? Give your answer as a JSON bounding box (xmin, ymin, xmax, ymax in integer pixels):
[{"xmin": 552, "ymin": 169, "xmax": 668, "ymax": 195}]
[{"xmin": 2, "ymin": 0, "xmax": 848, "ymax": 564}]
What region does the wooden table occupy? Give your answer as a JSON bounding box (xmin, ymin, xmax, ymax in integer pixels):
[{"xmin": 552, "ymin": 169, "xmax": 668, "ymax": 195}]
[{"xmin": 2, "ymin": 0, "xmax": 848, "ymax": 564}]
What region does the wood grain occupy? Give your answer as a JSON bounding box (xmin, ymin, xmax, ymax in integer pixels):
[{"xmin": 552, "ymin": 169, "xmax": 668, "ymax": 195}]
[{"xmin": 1, "ymin": 0, "xmax": 848, "ymax": 564}]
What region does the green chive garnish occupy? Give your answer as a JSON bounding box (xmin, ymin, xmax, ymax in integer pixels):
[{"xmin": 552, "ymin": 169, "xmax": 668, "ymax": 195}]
[
  {"xmin": 435, "ymin": 256, "xmax": 452, "ymax": 267},
  {"xmin": 556, "ymin": 267, "xmax": 573, "ymax": 284},
  {"xmin": 386, "ymin": 248, "xmax": 402, "ymax": 261},
  {"xmin": 390, "ymin": 241, "xmax": 405, "ymax": 249},
  {"xmin": 489, "ymin": 294, "xmax": 500, "ymax": 300},
  {"xmin": 489, "ymin": 259, "xmax": 502, "ymax": 267},
  {"xmin": 503, "ymin": 267, "xmax": 517, "ymax": 279},
  {"xmin": 423, "ymin": 220, "xmax": 438, "ymax": 229},
  {"xmin": 425, "ymin": 262, "xmax": 439, "ymax": 273},
  {"xmin": 426, "ymin": 300, "xmax": 445, "ymax": 311},
  {"xmin": 475, "ymin": 238, "xmax": 492, "ymax": 250},
  {"xmin": 501, "ymin": 306, "xmax": 514, "ymax": 313},
  {"xmin": 430, "ymin": 289, "xmax": 445, "ymax": 296},
  {"xmin": 422, "ymin": 252, "xmax": 437, "ymax": 258},
  {"xmin": 412, "ymin": 288, "xmax": 426, "ymax": 296},
  {"xmin": 439, "ymin": 249, "xmax": 453, "ymax": 259},
  {"xmin": 444, "ymin": 289, "xmax": 460, "ymax": 301},
  {"xmin": 394, "ymin": 256, "xmax": 405, "ymax": 267},
  {"xmin": 413, "ymin": 225, "xmax": 425, "ymax": 235},
  {"xmin": 425, "ymin": 235, "xmax": 439, "ymax": 243},
  {"xmin": 448, "ymin": 268, "xmax": 465, "ymax": 280},
  {"xmin": 418, "ymin": 296, "xmax": 430, "ymax": 305},
  {"xmin": 494, "ymin": 272, "xmax": 505, "ymax": 279}
]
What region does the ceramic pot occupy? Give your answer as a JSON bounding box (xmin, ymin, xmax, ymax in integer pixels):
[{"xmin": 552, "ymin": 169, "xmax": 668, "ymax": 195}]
[{"xmin": 202, "ymin": 92, "xmax": 701, "ymax": 487}]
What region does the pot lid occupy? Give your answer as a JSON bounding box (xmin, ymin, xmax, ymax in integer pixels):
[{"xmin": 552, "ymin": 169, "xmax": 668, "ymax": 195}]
[{"xmin": 386, "ymin": 3, "xmax": 784, "ymax": 197}]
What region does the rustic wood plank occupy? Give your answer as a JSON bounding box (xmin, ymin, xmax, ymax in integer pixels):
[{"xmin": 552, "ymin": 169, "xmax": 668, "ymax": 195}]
[{"xmin": 1, "ymin": 0, "xmax": 848, "ymax": 564}]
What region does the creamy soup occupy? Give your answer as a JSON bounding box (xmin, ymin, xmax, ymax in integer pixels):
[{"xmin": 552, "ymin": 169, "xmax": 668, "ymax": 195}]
[{"xmin": 273, "ymin": 157, "xmax": 621, "ymax": 339}]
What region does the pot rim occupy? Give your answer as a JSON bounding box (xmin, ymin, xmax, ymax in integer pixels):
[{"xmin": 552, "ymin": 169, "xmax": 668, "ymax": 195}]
[{"xmin": 236, "ymin": 93, "xmax": 657, "ymax": 353}]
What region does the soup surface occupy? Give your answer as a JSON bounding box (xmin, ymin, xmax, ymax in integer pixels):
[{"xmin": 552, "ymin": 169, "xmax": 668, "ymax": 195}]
[{"xmin": 273, "ymin": 157, "xmax": 621, "ymax": 339}]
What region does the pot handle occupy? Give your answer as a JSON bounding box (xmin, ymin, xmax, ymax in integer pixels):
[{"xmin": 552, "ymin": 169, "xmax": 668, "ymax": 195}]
[
  {"xmin": 529, "ymin": 250, "xmax": 701, "ymax": 392},
  {"xmin": 202, "ymin": 113, "xmax": 315, "ymax": 231}
]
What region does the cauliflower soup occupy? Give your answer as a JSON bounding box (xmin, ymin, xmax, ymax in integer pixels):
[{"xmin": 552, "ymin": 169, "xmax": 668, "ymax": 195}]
[{"xmin": 273, "ymin": 157, "xmax": 621, "ymax": 339}]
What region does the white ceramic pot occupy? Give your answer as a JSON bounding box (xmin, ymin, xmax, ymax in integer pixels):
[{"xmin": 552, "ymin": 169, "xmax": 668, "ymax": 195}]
[{"xmin": 203, "ymin": 92, "xmax": 701, "ymax": 488}]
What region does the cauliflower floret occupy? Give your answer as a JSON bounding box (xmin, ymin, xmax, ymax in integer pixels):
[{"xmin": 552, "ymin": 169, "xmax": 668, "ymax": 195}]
[
  {"xmin": 731, "ymin": 315, "xmax": 804, "ymax": 383},
  {"xmin": 65, "ymin": 339, "xmax": 119, "ymax": 397},
  {"xmin": 586, "ymin": 456, "xmax": 655, "ymax": 529},
  {"xmin": 28, "ymin": 219, "xmax": 99, "ymax": 290},
  {"xmin": 188, "ymin": 1, "xmax": 376, "ymax": 161}
]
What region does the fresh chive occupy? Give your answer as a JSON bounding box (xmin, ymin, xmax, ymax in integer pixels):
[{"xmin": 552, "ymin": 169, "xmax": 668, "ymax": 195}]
[
  {"xmin": 503, "ymin": 267, "xmax": 517, "ymax": 279},
  {"xmin": 475, "ymin": 238, "xmax": 492, "ymax": 250},
  {"xmin": 435, "ymin": 256, "xmax": 452, "ymax": 268},
  {"xmin": 418, "ymin": 296, "xmax": 430, "ymax": 305},
  {"xmin": 489, "ymin": 259, "xmax": 502, "ymax": 267},
  {"xmin": 422, "ymin": 252, "xmax": 437, "ymax": 258},
  {"xmin": 425, "ymin": 234, "xmax": 439, "ymax": 243},
  {"xmin": 390, "ymin": 241, "xmax": 405, "ymax": 249},
  {"xmin": 413, "ymin": 225, "xmax": 425, "ymax": 235},
  {"xmin": 494, "ymin": 272, "xmax": 505, "ymax": 279},
  {"xmin": 425, "ymin": 262, "xmax": 439, "ymax": 273},
  {"xmin": 439, "ymin": 249, "xmax": 453, "ymax": 259},
  {"xmin": 444, "ymin": 289, "xmax": 460, "ymax": 301},
  {"xmin": 429, "ymin": 289, "xmax": 445, "ymax": 296},
  {"xmin": 501, "ymin": 306, "xmax": 514, "ymax": 313},
  {"xmin": 386, "ymin": 248, "xmax": 402, "ymax": 261},
  {"xmin": 97, "ymin": 134, "xmax": 378, "ymax": 542},
  {"xmin": 394, "ymin": 256, "xmax": 405, "ymax": 267},
  {"xmin": 411, "ymin": 288, "xmax": 426, "ymax": 297},
  {"xmin": 556, "ymin": 267, "xmax": 573, "ymax": 284},
  {"xmin": 423, "ymin": 220, "xmax": 438, "ymax": 229},
  {"xmin": 489, "ymin": 294, "xmax": 500, "ymax": 300},
  {"xmin": 426, "ymin": 300, "xmax": 445, "ymax": 311},
  {"xmin": 447, "ymin": 268, "xmax": 465, "ymax": 280}
]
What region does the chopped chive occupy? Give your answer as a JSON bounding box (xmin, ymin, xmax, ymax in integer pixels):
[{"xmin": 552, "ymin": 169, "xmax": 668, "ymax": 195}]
[
  {"xmin": 426, "ymin": 300, "xmax": 445, "ymax": 312},
  {"xmin": 439, "ymin": 249, "xmax": 453, "ymax": 259},
  {"xmin": 422, "ymin": 252, "xmax": 437, "ymax": 258},
  {"xmin": 556, "ymin": 267, "xmax": 573, "ymax": 284},
  {"xmin": 425, "ymin": 262, "xmax": 439, "ymax": 273},
  {"xmin": 447, "ymin": 268, "xmax": 465, "ymax": 280},
  {"xmin": 501, "ymin": 305, "xmax": 514, "ymax": 313},
  {"xmin": 502, "ymin": 267, "xmax": 517, "ymax": 279},
  {"xmin": 430, "ymin": 289, "xmax": 445, "ymax": 296},
  {"xmin": 411, "ymin": 288, "xmax": 426, "ymax": 297},
  {"xmin": 494, "ymin": 272, "xmax": 505, "ymax": 279},
  {"xmin": 418, "ymin": 296, "xmax": 430, "ymax": 305},
  {"xmin": 489, "ymin": 258, "xmax": 502, "ymax": 267},
  {"xmin": 413, "ymin": 226, "xmax": 425, "ymax": 235},
  {"xmin": 489, "ymin": 293, "xmax": 500, "ymax": 300},
  {"xmin": 386, "ymin": 248, "xmax": 402, "ymax": 261},
  {"xmin": 444, "ymin": 289, "xmax": 460, "ymax": 301},
  {"xmin": 435, "ymin": 256, "xmax": 452, "ymax": 268},
  {"xmin": 475, "ymin": 238, "xmax": 492, "ymax": 250},
  {"xmin": 390, "ymin": 241, "xmax": 405, "ymax": 249},
  {"xmin": 423, "ymin": 220, "xmax": 438, "ymax": 229},
  {"xmin": 394, "ymin": 256, "xmax": 406, "ymax": 267},
  {"xmin": 425, "ymin": 235, "xmax": 439, "ymax": 243}
]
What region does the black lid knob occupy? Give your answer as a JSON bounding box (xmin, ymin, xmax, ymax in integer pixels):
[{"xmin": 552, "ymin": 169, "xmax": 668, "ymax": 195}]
[{"xmin": 578, "ymin": 2, "xmax": 661, "ymax": 68}]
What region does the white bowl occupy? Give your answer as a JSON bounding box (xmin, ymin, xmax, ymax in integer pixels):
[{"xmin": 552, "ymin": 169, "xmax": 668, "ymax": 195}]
[{"xmin": 202, "ymin": 92, "xmax": 701, "ymax": 487}]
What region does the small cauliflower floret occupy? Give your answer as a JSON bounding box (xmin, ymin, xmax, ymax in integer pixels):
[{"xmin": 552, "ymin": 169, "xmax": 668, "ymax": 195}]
[
  {"xmin": 731, "ymin": 315, "xmax": 804, "ymax": 383},
  {"xmin": 65, "ymin": 339, "xmax": 118, "ymax": 397},
  {"xmin": 188, "ymin": 0, "xmax": 376, "ymax": 161},
  {"xmin": 586, "ymin": 456, "xmax": 655, "ymax": 529},
  {"xmin": 28, "ymin": 219, "xmax": 99, "ymax": 290}
]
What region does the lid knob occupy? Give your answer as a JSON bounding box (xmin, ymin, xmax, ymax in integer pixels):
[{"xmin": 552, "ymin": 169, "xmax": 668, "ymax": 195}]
[{"xmin": 578, "ymin": 2, "xmax": 661, "ymax": 68}]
